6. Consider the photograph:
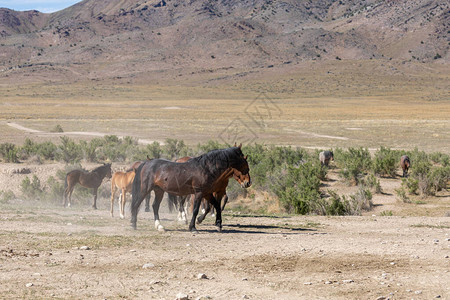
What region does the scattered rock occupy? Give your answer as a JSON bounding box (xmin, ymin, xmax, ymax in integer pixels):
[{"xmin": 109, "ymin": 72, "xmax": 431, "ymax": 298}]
[
  {"xmin": 195, "ymin": 296, "xmax": 212, "ymax": 300},
  {"xmin": 324, "ymin": 281, "xmax": 332, "ymax": 284},
  {"xmin": 79, "ymin": 246, "xmax": 90, "ymax": 250},
  {"xmin": 303, "ymin": 282, "xmax": 312, "ymax": 285},
  {"xmin": 390, "ymin": 262, "xmax": 396, "ymax": 265},
  {"xmin": 415, "ymin": 290, "xmax": 422, "ymax": 295},
  {"xmin": 433, "ymin": 239, "xmax": 439, "ymax": 244},
  {"xmin": 197, "ymin": 273, "xmax": 207, "ymax": 280},
  {"xmin": 435, "ymin": 295, "xmax": 441, "ymax": 298},
  {"xmin": 129, "ymin": 249, "xmax": 137, "ymax": 252},
  {"xmin": 176, "ymin": 293, "xmax": 189, "ymax": 300},
  {"xmin": 342, "ymin": 279, "xmax": 354, "ymax": 283},
  {"xmin": 32, "ymin": 273, "xmax": 41, "ymax": 277},
  {"xmin": 242, "ymin": 295, "xmax": 249, "ymax": 299},
  {"xmin": 376, "ymin": 297, "xmax": 386, "ymax": 300},
  {"xmin": 25, "ymin": 283, "xmax": 33, "ymax": 287},
  {"xmin": 242, "ymin": 278, "xmax": 248, "ymax": 281},
  {"xmin": 143, "ymin": 263, "xmax": 155, "ymax": 269}
]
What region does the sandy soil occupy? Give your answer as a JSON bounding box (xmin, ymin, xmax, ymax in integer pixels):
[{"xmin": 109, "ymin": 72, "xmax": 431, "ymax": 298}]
[{"xmin": 0, "ymin": 162, "xmax": 449, "ymax": 300}]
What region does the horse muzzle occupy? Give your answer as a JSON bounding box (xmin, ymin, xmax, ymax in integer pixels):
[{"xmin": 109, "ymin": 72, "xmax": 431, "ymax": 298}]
[{"xmin": 241, "ymin": 179, "xmax": 252, "ymax": 188}]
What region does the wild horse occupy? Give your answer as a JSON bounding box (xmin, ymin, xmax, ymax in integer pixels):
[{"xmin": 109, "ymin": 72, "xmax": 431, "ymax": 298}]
[
  {"xmin": 110, "ymin": 169, "xmax": 136, "ymax": 219},
  {"xmin": 63, "ymin": 163, "xmax": 112, "ymax": 209},
  {"xmin": 131, "ymin": 145, "xmax": 251, "ymax": 232}
]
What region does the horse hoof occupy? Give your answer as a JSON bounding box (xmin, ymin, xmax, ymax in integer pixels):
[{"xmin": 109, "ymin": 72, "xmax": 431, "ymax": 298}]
[
  {"xmin": 157, "ymin": 225, "xmax": 165, "ymax": 232},
  {"xmin": 120, "ymin": 214, "xmax": 125, "ymax": 219},
  {"xmin": 131, "ymin": 223, "xmax": 137, "ymax": 230},
  {"xmin": 216, "ymin": 226, "xmax": 222, "ymax": 233},
  {"xmin": 92, "ymin": 206, "xmax": 97, "ymax": 210},
  {"xmin": 197, "ymin": 217, "xmax": 203, "ymax": 224}
]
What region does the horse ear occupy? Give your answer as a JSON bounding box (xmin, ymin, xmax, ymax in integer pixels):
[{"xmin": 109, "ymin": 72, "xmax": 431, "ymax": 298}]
[
  {"xmin": 234, "ymin": 142, "xmax": 237, "ymax": 147},
  {"xmin": 238, "ymin": 143, "xmax": 242, "ymax": 149},
  {"xmin": 147, "ymin": 155, "xmax": 151, "ymax": 160}
]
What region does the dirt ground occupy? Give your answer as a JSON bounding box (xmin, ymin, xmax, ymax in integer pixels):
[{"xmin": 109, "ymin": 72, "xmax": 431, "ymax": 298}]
[{"xmin": 0, "ymin": 162, "xmax": 449, "ymax": 300}]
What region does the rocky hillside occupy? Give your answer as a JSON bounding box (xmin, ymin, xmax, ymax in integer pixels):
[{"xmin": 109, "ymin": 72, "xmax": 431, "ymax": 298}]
[{"xmin": 0, "ymin": 0, "xmax": 448, "ymax": 84}]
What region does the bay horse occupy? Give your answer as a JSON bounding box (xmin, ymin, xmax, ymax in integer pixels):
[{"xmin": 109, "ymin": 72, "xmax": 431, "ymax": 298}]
[
  {"xmin": 131, "ymin": 145, "xmax": 251, "ymax": 232},
  {"xmin": 168, "ymin": 156, "xmax": 246, "ymax": 224},
  {"xmin": 63, "ymin": 163, "xmax": 112, "ymax": 209},
  {"xmin": 319, "ymin": 150, "xmax": 334, "ymax": 166},
  {"xmin": 110, "ymin": 169, "xmax": 136, "ymax": 219},
  {"xmin": 400, "ymin": 155, "xmax": 411, "ymax": 177}
]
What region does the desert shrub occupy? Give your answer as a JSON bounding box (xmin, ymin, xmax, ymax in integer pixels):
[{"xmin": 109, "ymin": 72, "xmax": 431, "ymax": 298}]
[
  {"xmin": 428, "ymin": 166, "xmax": 450, "ymax": 193},
  {"xmin": 20, "ymin": 175, "xmax": 43, "ymax": 200},
  {"xmin": 429, "ymin": 152, "xmax": 450, "ymax": 167},
  {"xmin": 134, "ymin": 141, "xmax": 164, "ymax": 161},
  {"xmin": 395, "ymin": 186, "xmax": 410, "ymax": 203},
  {"xmin": 0, "ymin": 143, "xmax": 19, "ymax": 163},
  {"xmin": 163, "ymin": 138, "xmax": 189, "ymax": 160},
  {"xmin": 94, "ymin": 135, "xmax": 138, "ymax": 162},
  {"xmin": 372, "ymin": 146, "xmax": 399, "ymax": 177},
  {"xmin": 50, "ymin": 124, "xmax": 64, "ymax": 132},
  {"xmin": 44, "ymin": 176, "xmax": 65, "ymax": 203},
  {"xmin": 334, "ymin": 147, "xmax": 371, "ymax": 184},
  {"xmin": 56, "ymin": 136, "xmax": 83, "ymax": 163},
  {"xmin": 245, "ymin": 144, "xmax": 308, "ymax": 188},
  {"xmin": 360, "ymin": 173, "xmax": 382, "ymax": 194},
  {"xmin": 402, "ymin": 177, "xmax": 419, "ymax": 195},
  {"xmin": 380, "ymin": 210, "xmax": 393, "ymax": 216},
  {"xmin": 0, "ymin": 190, "xmax": 15, "ymax": 204},
  {"xmin": 325, "ymin": 187, "xmax": 373, "ymax": 215},
  {"xmin": 270, "ymin": 162, "xmax": 322, "ymax": 215},
  {"xmin": 18, "ymin": 138, "xmax": 57, "ymax": 161}
]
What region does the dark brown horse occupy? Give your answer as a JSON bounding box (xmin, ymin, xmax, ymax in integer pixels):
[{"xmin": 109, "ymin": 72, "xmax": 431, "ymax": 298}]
[
  {"xmin": 63, "ymin": 163, "xmax": 112, "ymax": 209},
  {"xmin": 169, "ymin": 156, "xmax": 247, "ymax": 224},
  {"xmin": 131, "ymin": 145, "xmax": 251, "ymax": 232},
  {"xmin": 400, "ymin": 155, "xmax": 411, "ymax": 177}
]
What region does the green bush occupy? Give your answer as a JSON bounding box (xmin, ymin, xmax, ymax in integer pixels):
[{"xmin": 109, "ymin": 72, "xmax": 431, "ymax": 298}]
[
  {"xmin": 360, "ymin": 174, "xmax": 382, "ymax": 194},
  {"xmin": 20, "ymin": 175, "xmax": 43, "ymax": 200},
  {"xmin": 163, "ymin": 138, "xmax": 189, "ymax": 159},
  {"xmin": 395, "ymin": 186, "xmax": 410, "ymax": 203},
  {"xmin": 372, "ymin": 146, "xmax": 399, "ymax": 177},
  {"xmin": 18, "ymin": 138, "xmax": 57, "ymax": 161},
  {"xmin": 0, "ymin": 190, "xmax": 15, "ymax": 204},
  {"xmin": 56, "ymin": 136, "xmax": 83, "ymax": 163},
  {"xmin": 270, "ymin": 162, "xmax": 322, "ymax": 215},
  {"xmin": 0, "ymin": 143, "xmax": 19, "ymax": 163},
  {"xmin": 325, "ymin": 187, "xmax": 373, "ymax": 215},
  {"xmin": 335, "ymin": 147, "xmax": 372, "ymax": 185}
]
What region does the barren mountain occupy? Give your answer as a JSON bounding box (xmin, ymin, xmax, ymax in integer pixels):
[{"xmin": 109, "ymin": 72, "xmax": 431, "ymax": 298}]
[{"xmin": 0, "ymin": 0, "xmax": 448, "ymax": 84}]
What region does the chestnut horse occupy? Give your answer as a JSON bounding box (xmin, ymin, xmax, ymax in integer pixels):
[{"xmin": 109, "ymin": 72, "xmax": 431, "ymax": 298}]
[
  {"xmin": 400, "ymin": 155, "xmax": 411, "ymax": 177},
  {"xmin": 63, "ymin": 163, "xmax": 112, "ymax": 209},
  {"xmin": 110, "ymin": 169, "xmax": 136, "ymax": 219},
  {"xmin": 131, "ymin": 146, "xmax": 251, "ymax": 232}
]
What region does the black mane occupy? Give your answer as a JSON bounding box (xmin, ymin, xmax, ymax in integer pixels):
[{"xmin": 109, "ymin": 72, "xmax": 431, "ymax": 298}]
[
  {"xmin": 193, "ymin": 147, "xmax": 241, "ymax": 172},
  {"xmin": 92, "ymin": 163, "xmax": 110, "ymax": 173}
]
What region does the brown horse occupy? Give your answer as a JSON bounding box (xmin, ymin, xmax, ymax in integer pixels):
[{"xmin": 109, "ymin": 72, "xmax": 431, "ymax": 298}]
[
  {"xmin": 400, "ymin": 155, "xmax": 411, "ymax": 177},
  {"xmin": 63, "ymin": 163, "xmax": 112, "ymax": 209},
  {"xmin": 128, "ymin": 157, "xmax": 152, "ymax": 212},
  {"xmin": 168, "ymin": 156, "xmax": 246, "ymax": 224},
  {"xmin": 319, "ymin": 150, "xmax": 334, "ymax": 166},
  {"xmin": 110, "ymin": 169, "xmax": 136, "ymax": 219},
  {"xmin": 131, "ymin": 145, "xmax": 251, "ymax": 232}
]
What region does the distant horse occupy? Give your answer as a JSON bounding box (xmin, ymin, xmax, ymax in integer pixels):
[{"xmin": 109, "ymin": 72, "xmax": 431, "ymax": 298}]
[
  {"xmin": 169, "ymin": 156, "xmax": 246, "ymax": 224},
  {"xmin": 319, "ymin": 150, "xmax": 334, "ymax": 166},
  {"xmin": 400, "ymin": 155, "xmax": 411, "ymax": 177},
  {"xmin": 63, "ymin": 163, "xmax": 112, "ymax": 209},
  {"xmin": 110, "ymin": 169, "xmax": 136, "ymax": 219},
  {"xmin": 131, "ymin": 145, "xmax": 251, "ymax": 232}
]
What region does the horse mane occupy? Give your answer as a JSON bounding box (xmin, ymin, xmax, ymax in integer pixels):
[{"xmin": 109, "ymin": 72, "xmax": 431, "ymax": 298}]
[
  {"xmin": 193, "ymin": 147, "xmax": 241, "ymax": 173},
  {"xmin": 92, "ymin": 163, "xmax": 110, "ymax": 173}
]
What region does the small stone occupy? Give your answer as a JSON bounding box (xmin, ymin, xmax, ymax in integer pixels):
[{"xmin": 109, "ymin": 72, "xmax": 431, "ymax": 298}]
[
  {"xmin": 129, "ymin": 249, "xmax": 137, "ymax": 252},
  {"xmin": 197, "ymin": 273, "xmax": 207, "ymax": 279},
  {"xmin": 303, "ymin": 282, "xmax": 312, "ymax": 285},
  {"xmin": 342, "ymin": 280, "xmax": 354, "ymax": 283},
  {"xmin": 390, "ymin": 262, "xmax": 396, "ymax": 265},
  {"xmin": 142, "ymin": 263, "xmax": 155, "ymax": 269},
  {"xmin": 242, "ymin": 295, "xmax": 249, "ymax": 299},
  {"xmin": 433, "ymin": 239, "xmax": 439, "ymax": 243},
  {"xmin": 435, "ymin": 295, "xmax": 441, "ymax": 298},
  {"xmin": 415, "ymin": 290, "xmax": 422, "ymax": 295},
  {"xmin": 32, "ymin": 273, "xmax": 41, "ymax": 277},
  {"xmin": 325, "ymin": 281, "xmax": 332, "ymax": 284},
  {"xmin": 25, "ymin": 283, "xmax": 33, "ymax": 287},
  {"xmin": 406, "ymin": 289, "xmax": 412, "ymax": 292},
  {"xmin": 376, "ymin": 297, "xmax": 386, "ymax": 300},
  {"xmin": 176, "ymin": 293, "xmax": 189, "ymax": 300},
  {"xmin": 79, "ymin": 246, "xmax": 90, "ymax": 250},
  {"xmin": 445, "ymin": 255, "xmax": 449, "ymax": 259},
  {"xmin": 242, "ymin": 278, "xmax": 248, "ymax": 281},
  {"xmin": 67, "ymin": 223, "xmax": 72, "ymax": 226},
  {"xmin": 445, "ymin": 238, "xmax": 450, "ymax": 242},
  {"xmin": 195, "ymin": 296, "xmax": 212, "ymax": 300}
]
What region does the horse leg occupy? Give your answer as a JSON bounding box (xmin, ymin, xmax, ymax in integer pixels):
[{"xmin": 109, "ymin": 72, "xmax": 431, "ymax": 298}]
[
  {"xmin": 197, "ymin": 198, "xmax": 211, "ymax": 224},
  {"xmin": 189, "ymin": 193, "xmax": 204, "ymax": 233},
  {"xmin": 179, "ymin": 195, "xmax": 188, "ymax": 224},
  {"xmin": 67, "ymin": 186, "xmax": 74, "ymax": 208},
  {"xmin": 209, "ymin": 194, "xmax": 222, "ymax": 232},
  {"xmin": 110, "ymin": 184, "xmax": 116, "ymax": 217},
  {"xmin": 221, "ymin": 194, "xmax": 229, "ymax": 212},
  {"xmin": 145, "ymin": 194, "xmax": 151, "ymax": 212},
  {"xmin": 120, "ymin": 188, "xmax": 126, "ymax": 219},
  {"xmin": 92, "ymin": 188, "xmax": 98, "ymax": 209},
  {"xmin": 131, "ymin": 192, "xmax": 148, "ymax": 230},
  {"xmin": 152, "ymin": 189, "xmax": 165, "ymax": 232}
]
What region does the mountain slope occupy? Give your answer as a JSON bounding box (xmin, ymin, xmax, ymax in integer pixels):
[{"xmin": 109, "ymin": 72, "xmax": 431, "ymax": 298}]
[{"xmin": 0, "ymin": 0, "xmax": 448, "ymax": 84}]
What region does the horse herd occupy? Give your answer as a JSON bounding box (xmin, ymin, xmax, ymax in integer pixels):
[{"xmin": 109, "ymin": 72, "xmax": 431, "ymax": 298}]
[
  {"xmin": 63, "ymin": 145, "xmax": 251, "ymax": 233},
  {"xmin": 62, "ymin": 146, "xmax": 411, "ymax": 233}
]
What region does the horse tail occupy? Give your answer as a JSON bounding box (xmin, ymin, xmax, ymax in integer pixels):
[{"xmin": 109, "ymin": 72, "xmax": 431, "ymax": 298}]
[
  {"xmin": 131, "ymin": 162, "xmax": 145, "ymax": 228},
  {"xmin": 64, "ymin": 173, "xmax": 68, "ymax": 190}
]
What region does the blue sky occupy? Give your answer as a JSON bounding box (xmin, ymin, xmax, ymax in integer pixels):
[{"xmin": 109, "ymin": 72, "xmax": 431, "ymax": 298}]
[{"xmin": 0, "ymin": 0, "xmax": 81, "ymax": 13}]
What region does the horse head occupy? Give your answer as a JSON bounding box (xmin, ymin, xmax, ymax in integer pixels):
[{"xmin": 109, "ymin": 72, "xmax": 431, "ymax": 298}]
[
  {"xmin": 230, "ymin": 146, "xmax": 251, "ymax": 188},
  {"xmin": 104, "ymin": 163, "xmax": 113, "ymax": 179}
]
